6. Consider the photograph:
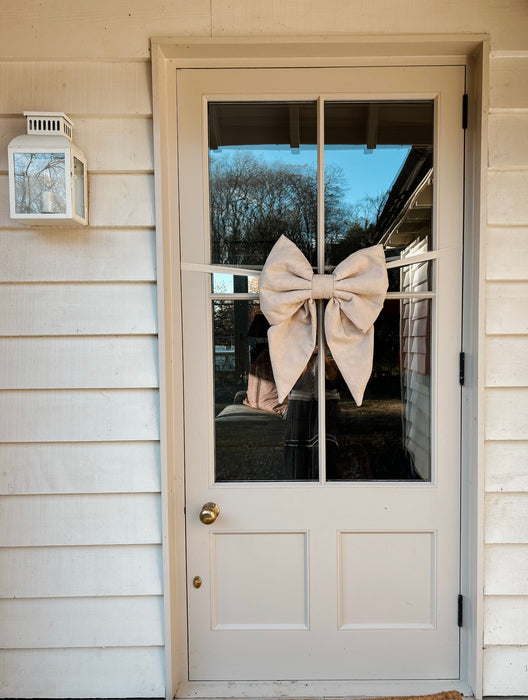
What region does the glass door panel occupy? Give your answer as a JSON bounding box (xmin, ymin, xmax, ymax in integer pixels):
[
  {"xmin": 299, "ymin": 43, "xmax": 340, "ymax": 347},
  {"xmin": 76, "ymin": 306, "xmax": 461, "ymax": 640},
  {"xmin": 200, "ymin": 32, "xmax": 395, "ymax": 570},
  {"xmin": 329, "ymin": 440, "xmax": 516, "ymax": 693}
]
[
  {"xmin": 209, "ymin": 98, "xmax": 435, "ymax": 483},
  {"xmin": 209, "ymin": 101, "xmax": 319, "ymax": 481},
  {"xmin": 208, "ymin": 101, "xmax": 318, "ymax": 266}
]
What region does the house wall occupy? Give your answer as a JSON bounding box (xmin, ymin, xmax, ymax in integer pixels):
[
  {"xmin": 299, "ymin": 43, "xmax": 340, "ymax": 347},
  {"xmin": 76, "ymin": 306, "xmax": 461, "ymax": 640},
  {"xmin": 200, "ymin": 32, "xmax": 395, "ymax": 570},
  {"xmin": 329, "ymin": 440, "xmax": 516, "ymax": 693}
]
[
  {"xmin": 0, "ymin": 65, "xmax": 165, "ymax": 697},
  {"xmin": 0, "ymin": 1, "xmax": 526, "ymax": 698},
  {"xmin": 483, "ymin": 55, "xmax": 528, "ymax": 695}
]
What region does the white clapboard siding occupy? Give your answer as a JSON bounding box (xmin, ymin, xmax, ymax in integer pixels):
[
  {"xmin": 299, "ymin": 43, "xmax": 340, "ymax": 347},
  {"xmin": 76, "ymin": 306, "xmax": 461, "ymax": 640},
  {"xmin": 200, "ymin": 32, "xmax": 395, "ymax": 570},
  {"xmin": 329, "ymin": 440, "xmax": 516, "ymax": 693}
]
[
  {"xmin": 483, "ymin": 645, "xmax": 528, "ymax": 696},
  {"xmin": 485, "ymin": 493, "xmax": 528, "ymax": 543},
  {"xmin": 0, "ymin": 0, "xmax": 211, "ymax": 60},
  {"xmin": 0, "ymin": 494, "xmax": 161, "ymax": 546},
  {"xmin": 484, "ymin": 596, "xmax": 528, "ymax": 645},
  {"xmin": 0, "ymin": 544, "xmax": 163, "ymax": 598},
  {"xmin": 0, "ymin": 646, "xmax": 165, "ymax": 698},
  {"xmin": 74, "ymin": 117, "xmax": 155, "ymax": 172},
  {"xmin": 0, "ymin": 595, "xmax": 164, "ymax": 648},
  {"xmin": 488, "ymin": 171, "xmax": 528, "ymax": 225},
  {"xmin": 486, "ymin": 336, "xmax": 528, "ymax": 386},
  {"xmin": 485, "ymin": 63, "xmax": 528, "ymax": 695},
  {"xmin": 0, "ymin": 176, "xmax": 25, "ymax": 229},
  {"xmin": 0, "ymin": 62, "xmax": 152, "ymax": 115},
  {"xmin": 490, "ymin": 56, "xmax": 528, "ymax": 110},
  {"xmin": 0, "ymin": 336, "xmax": 158, "ymax": 389},
  {"xmin": 0, "ymin": 389, "xmax": 159, "ymax": 442},
  {"xmin": 486, "ymin": 282, "xmax": 528, "ymax": 335},
  {"xmin": 88, "ymin": 173, "xmax": 156, "ymax": 227},
  {"xmin": 485, "ymin": 441, "xmax": 528, "ymax": 492},
  {"xmin": 485, "ymin": 388, "xmax": 528, "ymax": 441},
  {"xmin": 0, "ymin": 228, "xmax": 156, "ymax": 282},
  {"xmin": 210, "ymin": 3, "xmax": 527, "ymax": 47},
  {"xmin": 0, "ymin": 441, "xmax": 160, "ymax": 495},
  {"xmin": 485, "ymin": 544, "xmax": 528, "ymax": 595},
  {"xmin": 0, "ymin": 48, "xmax": 162, "ymax": 700},
  {"xmin": 486, "ymin": 227, "xmax": 528, "ymax": 281},
  {"xmin": 489, "ymin": 113, "xmax": 528, "ymax": 168},
  {"xmin": 0, "ymin": 116, "xmax": 154, "ymax": 172},
  {"xmin": 0, "ymin": 116, "xmax": 25, "ymax": 170},
  {"xmin": 0, "ymin": 173, "xmax": 156, "ymax": 228},
  {"xmin": 0, "ymin": 283, "xmax": 157, "ymax": 336}
]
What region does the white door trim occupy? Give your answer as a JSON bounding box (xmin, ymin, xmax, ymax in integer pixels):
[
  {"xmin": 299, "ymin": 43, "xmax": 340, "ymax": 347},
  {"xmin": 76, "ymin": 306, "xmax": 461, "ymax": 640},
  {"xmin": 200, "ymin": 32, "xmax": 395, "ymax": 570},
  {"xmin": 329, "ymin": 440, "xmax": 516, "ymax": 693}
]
[{"xmin": 151, "ymin": 36, "xmax": 488, "ymax": 700}]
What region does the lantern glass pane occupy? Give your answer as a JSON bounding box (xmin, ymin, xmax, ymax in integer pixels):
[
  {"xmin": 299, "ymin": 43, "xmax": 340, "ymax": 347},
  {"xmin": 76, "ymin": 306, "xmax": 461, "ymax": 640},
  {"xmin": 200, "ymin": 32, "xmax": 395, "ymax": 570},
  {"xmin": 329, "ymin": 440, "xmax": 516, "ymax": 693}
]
[
  {"xmin": 73, "ymin": 156, "xmax": 85, "ymax": 219},
  {"xmin": 13, "ymin": 152, "xmax": 66, "ymax": 215}
]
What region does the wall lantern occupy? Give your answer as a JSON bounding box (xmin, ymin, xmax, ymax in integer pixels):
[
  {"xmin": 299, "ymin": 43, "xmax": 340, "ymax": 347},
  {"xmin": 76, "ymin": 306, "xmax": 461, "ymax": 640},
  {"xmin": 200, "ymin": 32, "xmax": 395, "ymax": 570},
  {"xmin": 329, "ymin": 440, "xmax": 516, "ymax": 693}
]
[{"xmin": 8, "ymin": 112, "xmax": 88, "ymax": 226}]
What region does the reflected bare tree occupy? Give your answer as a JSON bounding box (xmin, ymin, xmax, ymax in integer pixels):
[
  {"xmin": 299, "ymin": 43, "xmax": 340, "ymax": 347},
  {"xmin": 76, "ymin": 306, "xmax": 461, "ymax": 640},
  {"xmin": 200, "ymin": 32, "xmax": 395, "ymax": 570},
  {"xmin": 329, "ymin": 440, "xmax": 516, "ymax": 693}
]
[
  {"xmin": 209, "ymin": 153, "xmax": 384, "ymax": 267},
  {"xmin": 13, "ymin": 153, "xmax": 66, "ymax": 214}
]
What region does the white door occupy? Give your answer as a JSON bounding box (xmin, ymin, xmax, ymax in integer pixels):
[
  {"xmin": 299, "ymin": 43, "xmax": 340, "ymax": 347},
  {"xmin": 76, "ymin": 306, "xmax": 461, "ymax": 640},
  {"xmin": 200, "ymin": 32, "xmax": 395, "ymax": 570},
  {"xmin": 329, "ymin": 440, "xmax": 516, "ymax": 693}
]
[{"xmin": 178, "ymin": 66, "xmax": 464, "ymax": 681}]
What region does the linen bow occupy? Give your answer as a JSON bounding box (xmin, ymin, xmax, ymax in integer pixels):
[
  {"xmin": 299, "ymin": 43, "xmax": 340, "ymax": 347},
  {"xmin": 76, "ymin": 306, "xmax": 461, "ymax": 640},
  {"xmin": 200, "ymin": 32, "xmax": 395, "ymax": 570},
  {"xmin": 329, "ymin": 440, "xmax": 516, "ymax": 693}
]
[{"xmin": 259, "ymin": 235, "xmax": 388, "ymax": 406}]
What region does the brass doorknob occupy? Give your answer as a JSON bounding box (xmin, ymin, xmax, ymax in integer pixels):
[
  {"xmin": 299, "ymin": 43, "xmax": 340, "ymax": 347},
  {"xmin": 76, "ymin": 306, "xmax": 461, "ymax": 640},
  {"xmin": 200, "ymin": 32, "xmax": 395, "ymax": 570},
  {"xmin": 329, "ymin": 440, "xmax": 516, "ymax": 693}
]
[{"xmin": 199, "ymin": 502, "xmax": 220, "ymax": 525}]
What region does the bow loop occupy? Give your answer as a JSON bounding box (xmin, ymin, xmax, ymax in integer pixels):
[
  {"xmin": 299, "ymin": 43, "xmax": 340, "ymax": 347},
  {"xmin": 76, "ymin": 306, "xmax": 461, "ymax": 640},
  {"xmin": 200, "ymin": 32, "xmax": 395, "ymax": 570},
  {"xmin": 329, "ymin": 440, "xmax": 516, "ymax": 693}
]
[{"xmin": 259, "ymin": 235, "xmax": 388, "ymax": 406}]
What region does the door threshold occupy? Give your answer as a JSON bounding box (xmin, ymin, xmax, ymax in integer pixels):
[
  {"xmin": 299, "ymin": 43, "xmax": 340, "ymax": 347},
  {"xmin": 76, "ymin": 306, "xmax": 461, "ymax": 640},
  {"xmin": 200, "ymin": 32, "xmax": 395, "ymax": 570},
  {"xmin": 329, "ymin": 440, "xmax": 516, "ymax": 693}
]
[{"xmin": 176, "ymin": 680, "xmax": 473, "ymax": 698}]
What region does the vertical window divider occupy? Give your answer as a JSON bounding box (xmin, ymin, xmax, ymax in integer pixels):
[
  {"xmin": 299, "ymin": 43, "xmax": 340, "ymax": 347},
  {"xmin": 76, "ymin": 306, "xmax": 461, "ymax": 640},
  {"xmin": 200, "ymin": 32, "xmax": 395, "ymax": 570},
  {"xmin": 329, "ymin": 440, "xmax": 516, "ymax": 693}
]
[{"xmin": 317, "ymin": 96, "xmax": 326, "ymax": 484}]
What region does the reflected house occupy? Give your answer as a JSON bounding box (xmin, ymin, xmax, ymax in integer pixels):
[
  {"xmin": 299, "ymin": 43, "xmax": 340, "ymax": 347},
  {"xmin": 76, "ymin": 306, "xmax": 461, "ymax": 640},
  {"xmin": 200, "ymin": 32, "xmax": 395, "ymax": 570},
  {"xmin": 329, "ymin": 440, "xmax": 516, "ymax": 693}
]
[
  {"xmin": 377, "ymin": 147, "xmax": 433, "ymax": 481},
  {"xmin": 215, "ymin": 344, "xmax": 236, "ymax": 372}
]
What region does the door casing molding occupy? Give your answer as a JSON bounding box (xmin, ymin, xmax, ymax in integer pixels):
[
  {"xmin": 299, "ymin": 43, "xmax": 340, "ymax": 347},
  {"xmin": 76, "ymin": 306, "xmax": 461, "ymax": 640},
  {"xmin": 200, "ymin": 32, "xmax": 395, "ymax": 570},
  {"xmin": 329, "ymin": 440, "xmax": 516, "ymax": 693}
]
[{"xmin": 151, "ymin": 35, "xmax": 488, "ymax": 700}]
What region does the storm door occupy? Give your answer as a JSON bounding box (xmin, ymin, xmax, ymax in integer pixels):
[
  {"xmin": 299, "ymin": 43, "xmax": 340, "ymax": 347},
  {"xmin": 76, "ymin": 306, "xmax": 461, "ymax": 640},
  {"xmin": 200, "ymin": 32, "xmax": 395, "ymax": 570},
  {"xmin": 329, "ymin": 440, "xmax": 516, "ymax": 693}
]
[{"xmin": 177, "ymin": 66, "xmax": 464, "ymax": 681}]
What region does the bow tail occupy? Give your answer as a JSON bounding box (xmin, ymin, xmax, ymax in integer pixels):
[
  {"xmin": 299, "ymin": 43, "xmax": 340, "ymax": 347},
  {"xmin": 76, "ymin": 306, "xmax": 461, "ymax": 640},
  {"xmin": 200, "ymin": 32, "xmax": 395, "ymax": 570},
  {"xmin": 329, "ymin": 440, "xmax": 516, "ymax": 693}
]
[
  {"xmin": 325, "ymin": 303, "xmax": 376, "ymax": 407},
  {"xmin": 267, "ymin": 301, "xmax": 317, "ymax": 403}
]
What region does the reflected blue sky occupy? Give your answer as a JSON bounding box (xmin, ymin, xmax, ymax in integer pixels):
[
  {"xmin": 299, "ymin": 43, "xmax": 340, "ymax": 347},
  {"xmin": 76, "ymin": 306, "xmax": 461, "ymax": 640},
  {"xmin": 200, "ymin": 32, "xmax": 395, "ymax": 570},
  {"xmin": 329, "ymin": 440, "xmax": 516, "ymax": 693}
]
[
  {"xmin": 211, "ymin": 144, "xmax": 410, "ymax": 207},
  {"xmin": 210, "ymin": 143, "xmax": 411, "ymax": 293}
]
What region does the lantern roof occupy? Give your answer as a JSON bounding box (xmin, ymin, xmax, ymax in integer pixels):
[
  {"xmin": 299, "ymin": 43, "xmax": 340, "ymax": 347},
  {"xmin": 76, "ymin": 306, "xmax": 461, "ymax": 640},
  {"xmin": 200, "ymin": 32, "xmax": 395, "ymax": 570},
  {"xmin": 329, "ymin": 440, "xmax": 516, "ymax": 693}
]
[{"xmin": 23, "ymin": 111, "xmax": 74, "ymax": 141}]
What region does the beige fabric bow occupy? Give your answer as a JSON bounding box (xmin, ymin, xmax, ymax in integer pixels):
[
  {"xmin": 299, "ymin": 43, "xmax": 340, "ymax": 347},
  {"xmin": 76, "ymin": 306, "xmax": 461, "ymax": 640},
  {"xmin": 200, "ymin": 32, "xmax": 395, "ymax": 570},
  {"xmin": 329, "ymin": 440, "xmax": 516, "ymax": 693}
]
[{"xmin": 259, "ymin": 235, "xmax": 388, "ymax": 406}]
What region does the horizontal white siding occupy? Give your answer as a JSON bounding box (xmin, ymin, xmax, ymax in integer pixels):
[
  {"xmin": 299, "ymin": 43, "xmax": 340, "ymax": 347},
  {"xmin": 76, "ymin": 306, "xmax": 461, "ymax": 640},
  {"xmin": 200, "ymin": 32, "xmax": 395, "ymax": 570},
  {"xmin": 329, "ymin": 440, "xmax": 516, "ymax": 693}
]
[
  {"xmin": 0, "ymin": 647, "xmax": 165, "ymax": 698},
  {"xmin": 0, "ymin": 116, "xmax": 155, "ymax": 172},
  {"xmin": 0, "ymin": 173, "xmax": 156, "ymax": 228},
  {"xmin": 485, "ymin": 441, "xmax": 528, "ymax": 492},
  {"xmin": 484, "ymin": 51, "xmax": 528, "ymax": 695},
  {"xmin": 0, "ymin": 57, "xmax": 163, "ymax": 698},
  {"xmin": 0, "ymin": 545, "xmax": 163, "ymax": 597},
  {"xmin": 0, "ymin": 441, "xmax": 160, "ymax": 494},
  {"xmin": 0, "ymin": 62, "xmax": 152, "ymax": 114},
  {"xmin": 0, "ymin": 228, "xmax": 157, "ymax": 281},
  {"xmin": 0, "ymin": 596, "xmax": 164, "ymax": 648},
  {"xmin": 0, "ymin": 389, "xmax": 159, "ymax": 442},
  {"xmin": 483, "ymin": 645, "xmax": 528, "ymax": 696},
  {"xmin": 485, "ymin": 545, "xmax": 528, "ymax": 595},
  {"xmin": 0, "ymin": 336, "xmax": 158, "ymax": 388},
  {"xmin": 0, "ymin": 494, "xmax": 161, "ymax": 546},
  {"xmin": 1, "ymin": 0, "xmax": 528, "ymax": 60}
]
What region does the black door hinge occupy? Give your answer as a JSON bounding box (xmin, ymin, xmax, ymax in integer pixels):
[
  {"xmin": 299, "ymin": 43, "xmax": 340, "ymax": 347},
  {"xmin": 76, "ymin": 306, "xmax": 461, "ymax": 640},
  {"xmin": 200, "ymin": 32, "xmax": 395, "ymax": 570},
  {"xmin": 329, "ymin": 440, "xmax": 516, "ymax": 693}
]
[
  {"xmin": 459, "ymin": 352, "xmax": 465, "ymax": 386},
  {"xmin": 458, "ymin": 594, "xmax": 464, "ymax": 627},
  {"xmin": 462, "ymin": 94, "xmax": 468, "ymax": 130}
]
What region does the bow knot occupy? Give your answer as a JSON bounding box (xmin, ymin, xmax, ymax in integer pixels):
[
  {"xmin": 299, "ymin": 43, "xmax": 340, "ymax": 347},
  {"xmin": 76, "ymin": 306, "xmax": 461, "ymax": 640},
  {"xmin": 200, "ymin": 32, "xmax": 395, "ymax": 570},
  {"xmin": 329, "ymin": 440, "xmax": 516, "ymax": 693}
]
[
  {"xmin": 259, "ymin": 235, "xmax": 388, "ymax": 406},
  {"xmin": 311, "ymin": 273, "xmax": 335, "ymax": 300}
]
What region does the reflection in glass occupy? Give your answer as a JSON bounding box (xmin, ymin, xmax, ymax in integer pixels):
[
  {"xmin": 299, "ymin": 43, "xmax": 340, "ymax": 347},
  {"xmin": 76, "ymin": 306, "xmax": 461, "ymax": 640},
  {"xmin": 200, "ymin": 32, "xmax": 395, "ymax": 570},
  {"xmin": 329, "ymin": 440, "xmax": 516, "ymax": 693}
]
[
  {"xmin": 284, "ymin": 351, "xmax": 339, "ymax": 480},
  {"xmin": 13, "ymin": 152, "xmax": 66, "ymax": 214},
  {"xmin": 209, "ymin": 99, "xmax": 435, "ymax": 483},
  {"xmin": 214, "ymin": 301, "xmax": 323, "ymax": 482},
  {"xmin": 323, "ymin": 101, "xmax": 433, "ymax": 264},
  {"xmin": 328, "ymin": 297, "xmax": 431, "ymax": 481},
  {"xmin": 388, "ymin": 260, "xmax": 431, "ymax": 293},
  {"xmin": 214, "ymin": 302, "xmax": 287, "ymax": 482},
  {"xmin": 208, "ymin": 101, "xmax": 318, "ymax": 267}
]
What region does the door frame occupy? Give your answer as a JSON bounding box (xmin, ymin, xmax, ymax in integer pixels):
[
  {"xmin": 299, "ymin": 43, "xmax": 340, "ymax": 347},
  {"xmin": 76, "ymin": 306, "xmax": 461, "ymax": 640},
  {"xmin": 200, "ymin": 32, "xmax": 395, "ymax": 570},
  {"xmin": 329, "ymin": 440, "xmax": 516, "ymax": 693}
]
[{"xmin": 151, "ymin": 35, "xmax": 488, "ymax": 700}]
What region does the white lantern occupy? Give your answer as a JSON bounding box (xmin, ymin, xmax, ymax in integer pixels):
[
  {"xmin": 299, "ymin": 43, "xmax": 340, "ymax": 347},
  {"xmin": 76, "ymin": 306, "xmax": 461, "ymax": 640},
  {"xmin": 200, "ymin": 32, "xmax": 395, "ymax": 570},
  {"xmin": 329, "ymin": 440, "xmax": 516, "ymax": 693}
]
[{"xmin": 8, "ymin": 112, "xmax": 88, "ymax": 226}]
